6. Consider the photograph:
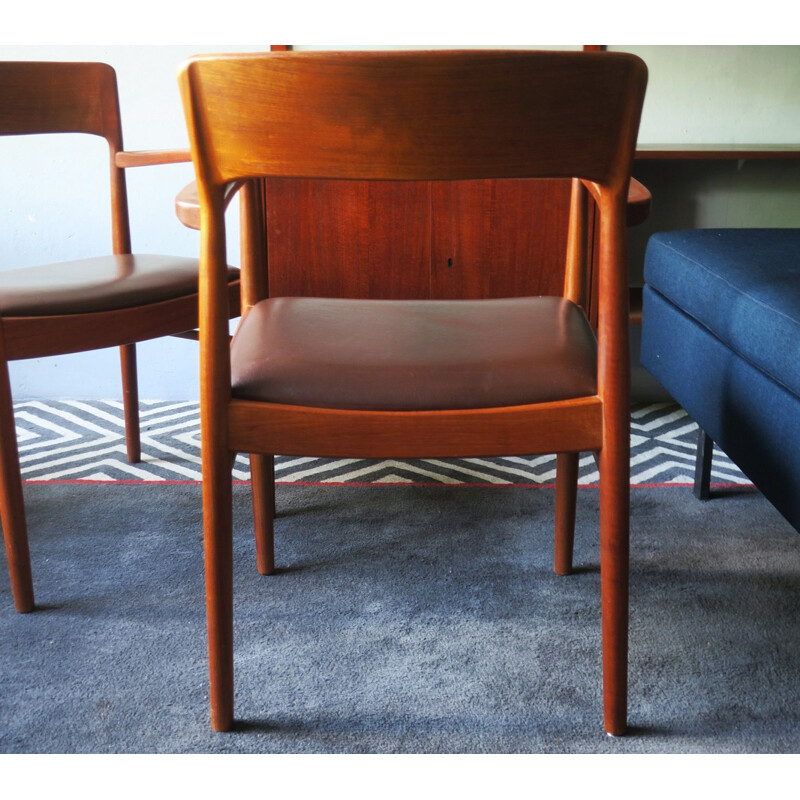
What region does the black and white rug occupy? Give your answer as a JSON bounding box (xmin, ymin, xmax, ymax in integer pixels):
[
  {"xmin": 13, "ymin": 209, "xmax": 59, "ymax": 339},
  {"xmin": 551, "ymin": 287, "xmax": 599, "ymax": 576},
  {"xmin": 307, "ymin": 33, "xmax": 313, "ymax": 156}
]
[{"xmin": 15, "ymin": 400, "xmax": 750, "ymax": 487}]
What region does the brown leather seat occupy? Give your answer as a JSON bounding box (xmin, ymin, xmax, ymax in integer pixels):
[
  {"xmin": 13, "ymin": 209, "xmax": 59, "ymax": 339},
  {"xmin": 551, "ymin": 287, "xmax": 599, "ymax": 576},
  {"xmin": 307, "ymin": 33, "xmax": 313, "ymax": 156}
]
[
  {"xmin": 231, "ymin": 296, "xmax": 597, "ymax": 410},
  {"xmin": 0, "ymin": 255, "xmax": 239, "ymax": 316}
]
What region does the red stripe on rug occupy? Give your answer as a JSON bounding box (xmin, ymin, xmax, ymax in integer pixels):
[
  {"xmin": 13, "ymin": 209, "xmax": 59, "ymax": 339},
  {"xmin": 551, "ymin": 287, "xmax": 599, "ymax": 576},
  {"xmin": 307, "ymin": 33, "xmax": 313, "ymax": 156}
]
[{"xmin": 23, "ymin": 479, "xmax": 754, "ymax": 489}]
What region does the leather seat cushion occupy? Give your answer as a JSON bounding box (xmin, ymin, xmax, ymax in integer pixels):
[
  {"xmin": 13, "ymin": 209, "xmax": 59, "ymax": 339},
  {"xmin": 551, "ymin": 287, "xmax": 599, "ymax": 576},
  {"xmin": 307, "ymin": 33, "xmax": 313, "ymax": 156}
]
[
  {"xmin": 230, "ymin": 296, "xmax": 597, "ymax": 411},
  {"xmin": 0, "ymin": 254, "xmax": 238, "ymax": 316}
]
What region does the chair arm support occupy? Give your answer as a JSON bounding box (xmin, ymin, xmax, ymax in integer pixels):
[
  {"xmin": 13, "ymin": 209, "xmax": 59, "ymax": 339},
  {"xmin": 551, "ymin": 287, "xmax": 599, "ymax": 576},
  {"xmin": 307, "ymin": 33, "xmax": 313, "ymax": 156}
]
[
  {"xmin": 115, "ymin": 149, "xmax": 192, "ymax": 168},
  {"xmin": 175, "ymin": 180, "xmax": 245, "ymax": 231}
]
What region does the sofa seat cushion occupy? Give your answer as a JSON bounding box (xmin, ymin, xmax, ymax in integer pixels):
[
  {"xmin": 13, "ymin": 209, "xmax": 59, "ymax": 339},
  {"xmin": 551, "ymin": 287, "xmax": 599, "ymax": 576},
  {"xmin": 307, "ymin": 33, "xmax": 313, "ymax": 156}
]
[{"xmin": 644, "ymin": 228, "xmax": 800, "ymax": 397}]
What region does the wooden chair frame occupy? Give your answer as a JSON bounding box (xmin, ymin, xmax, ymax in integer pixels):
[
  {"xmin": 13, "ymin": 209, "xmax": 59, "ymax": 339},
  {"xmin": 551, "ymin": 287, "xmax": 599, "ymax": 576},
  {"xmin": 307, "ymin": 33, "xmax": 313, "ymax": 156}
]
[
  {"xmin": 0, "ymin": 61, "xmax": 240, "ymax": 613},
  {"xmin": 179, "ymin": 50, "xmax": 647, "ymax": 735}
]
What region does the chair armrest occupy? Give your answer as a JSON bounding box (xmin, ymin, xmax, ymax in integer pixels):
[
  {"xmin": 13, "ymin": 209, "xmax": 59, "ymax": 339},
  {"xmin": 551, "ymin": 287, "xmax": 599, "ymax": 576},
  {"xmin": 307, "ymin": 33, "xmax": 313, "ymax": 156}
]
[
  {"xmin": 115, "ymin": 149, "xmax": 192, "ymax": 168},
  {"xmin": 175, "ymin": 180, "xmax": 244, "ymax": 231},
  {"xmin": 626, "ymin": 178, "xmax": 651, "ymax": 227},
  {"xmin": 175, "ymin": 181, "xmax": 201, "ymax": 229}
]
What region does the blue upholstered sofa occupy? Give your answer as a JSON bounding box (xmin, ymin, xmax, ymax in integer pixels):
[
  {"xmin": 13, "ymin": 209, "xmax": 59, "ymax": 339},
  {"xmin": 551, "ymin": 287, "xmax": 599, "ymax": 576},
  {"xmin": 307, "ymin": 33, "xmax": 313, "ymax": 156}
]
[{"xmin": 641, "ymin": 228, "xmax": 800, "ymax": 530}]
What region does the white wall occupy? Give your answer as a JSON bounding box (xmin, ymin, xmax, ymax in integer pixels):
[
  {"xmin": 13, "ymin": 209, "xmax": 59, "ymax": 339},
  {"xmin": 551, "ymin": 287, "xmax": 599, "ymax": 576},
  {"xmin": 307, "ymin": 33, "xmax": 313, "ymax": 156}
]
[{"xmin": 610, "ymin": 45, "xmax": 800, "ymax": 145}]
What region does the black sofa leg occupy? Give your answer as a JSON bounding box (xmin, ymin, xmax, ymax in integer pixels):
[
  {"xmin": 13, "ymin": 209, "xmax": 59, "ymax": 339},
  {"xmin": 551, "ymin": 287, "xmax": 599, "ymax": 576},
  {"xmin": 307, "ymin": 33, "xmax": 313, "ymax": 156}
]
[{"xmin": 694, "ymin": 428, "xmax": 714, "ymax": 500}]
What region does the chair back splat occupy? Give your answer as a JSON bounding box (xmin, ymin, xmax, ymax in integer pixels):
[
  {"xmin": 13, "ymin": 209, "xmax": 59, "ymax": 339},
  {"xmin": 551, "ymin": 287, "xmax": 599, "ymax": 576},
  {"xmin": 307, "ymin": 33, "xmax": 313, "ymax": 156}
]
[{"xmin": 179, "ymin": 50, "xmax": 647, "ymax": 735}]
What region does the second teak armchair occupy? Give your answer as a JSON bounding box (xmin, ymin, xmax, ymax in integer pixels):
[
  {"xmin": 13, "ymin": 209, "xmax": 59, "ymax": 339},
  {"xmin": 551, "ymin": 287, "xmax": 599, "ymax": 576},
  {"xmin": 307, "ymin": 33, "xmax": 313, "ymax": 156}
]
[{"xmin": 0, "ymin": 61, "xmax": 240, "ymax": 613}]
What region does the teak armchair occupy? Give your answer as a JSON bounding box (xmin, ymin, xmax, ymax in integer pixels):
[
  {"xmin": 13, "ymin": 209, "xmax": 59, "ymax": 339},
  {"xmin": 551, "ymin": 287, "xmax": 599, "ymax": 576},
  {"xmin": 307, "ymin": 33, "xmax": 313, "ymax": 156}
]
[
  {"xmin": 0, "ymin": 61, "xmax": 240, "ymax": 613},
  {"xmin": 179, "ymin": 50, "xmax": 647, "ymax": 735}
]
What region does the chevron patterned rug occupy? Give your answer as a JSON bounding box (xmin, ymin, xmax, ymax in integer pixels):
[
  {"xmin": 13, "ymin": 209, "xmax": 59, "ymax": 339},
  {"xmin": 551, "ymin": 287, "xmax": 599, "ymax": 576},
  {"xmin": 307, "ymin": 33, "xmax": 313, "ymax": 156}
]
[{"xmin": 14, "ymin": 400, "xmax": 750, "ymax": 487}]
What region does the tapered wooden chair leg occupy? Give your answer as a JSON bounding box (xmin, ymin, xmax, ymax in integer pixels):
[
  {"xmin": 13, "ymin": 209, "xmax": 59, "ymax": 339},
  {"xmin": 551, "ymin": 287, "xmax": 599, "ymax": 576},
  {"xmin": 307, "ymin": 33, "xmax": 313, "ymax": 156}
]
[
  {"xmin": 554, "ymin": 451, "xmax": 579, "ymax": 575},
  {"xmin": 204, "ymin": 449, "xmax": 235, "ymax": 732},
  {"xmin": 250, "ymin": 453, "xmax": 275, "ymax": 575},
  {"xmin": 120, "ymin": 343, "xmax": 141, "ymax": 464},
  {"xmin": 598, "ymin": 439, "xmax": 630, "ymax": 737},
  {"xmin": 0, "ymin": 355, "xmax": 34, "ymax": 612}
]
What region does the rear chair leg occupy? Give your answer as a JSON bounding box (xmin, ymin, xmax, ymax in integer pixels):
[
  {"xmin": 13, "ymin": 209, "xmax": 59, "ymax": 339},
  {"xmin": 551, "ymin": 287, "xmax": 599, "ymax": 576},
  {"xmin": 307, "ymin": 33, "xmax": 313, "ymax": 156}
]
[
  {"xmin": 250, "ymin": 453, "xmax": 275, "ymax": 574},
  {"xmin": 120, "ymin": 343, "xmax": 141, "ymax": 464},
  {"xmin": 554, "ymin": 452, "xmax": 579, "ymax": 575}
]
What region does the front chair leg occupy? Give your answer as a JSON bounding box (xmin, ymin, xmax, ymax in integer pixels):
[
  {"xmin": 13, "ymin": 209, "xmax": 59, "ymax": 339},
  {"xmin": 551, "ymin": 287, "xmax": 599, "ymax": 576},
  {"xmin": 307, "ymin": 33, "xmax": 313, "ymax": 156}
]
[
  {"xmin": 0, "ymin": 355, "xmax": 34, "ymax": 613},
  {"xmin": 250, "ymin": 453, "xmax": 275, "ymax": 575},
  {"xmin": 598, "ymin": 437, "xmax": 630, "ymax": 737},
  {"xmin": 554, "ymin": 451, "xmax": 579, "ymax": 575},
  {"xmin": 204, "ymin": 445, "xmax": 236, "ymax": 731},
  {"xmin": 120, "ymin": 343, "xmax": 141, "ymax": 464}
]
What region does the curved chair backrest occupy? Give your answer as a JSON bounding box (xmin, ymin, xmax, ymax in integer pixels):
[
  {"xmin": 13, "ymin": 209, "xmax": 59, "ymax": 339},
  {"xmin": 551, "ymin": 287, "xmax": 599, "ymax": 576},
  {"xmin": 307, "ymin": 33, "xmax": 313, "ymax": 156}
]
[
  {"xmin": 0, "ymin": 61, "xmax": 130, "ymax": 253},
  {"xmin": 180, "ymin": 50, "xmax": 646, "ymax": 189},
  {"xmin": 0, "ymin": 61, "xmax": 123, "ymax": 146}
]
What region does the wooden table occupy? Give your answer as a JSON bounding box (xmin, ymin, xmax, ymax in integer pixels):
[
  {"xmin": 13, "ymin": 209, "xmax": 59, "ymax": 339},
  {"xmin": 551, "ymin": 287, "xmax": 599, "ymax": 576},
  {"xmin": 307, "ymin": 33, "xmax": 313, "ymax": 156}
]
[
  {"xmin": 176, "ymin": 176, "xmax": 651, "ymax": 323},
  {"xmin": 636, "ymin": 144, "xmax": 800, "ymax": 160}
]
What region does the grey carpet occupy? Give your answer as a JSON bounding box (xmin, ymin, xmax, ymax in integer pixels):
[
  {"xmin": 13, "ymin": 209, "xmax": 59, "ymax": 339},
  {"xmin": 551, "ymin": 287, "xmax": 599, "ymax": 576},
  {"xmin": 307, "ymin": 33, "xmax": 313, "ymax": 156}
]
[{"xmin": 1, "ymin": 481, "xmax": 798, "ymax": 753}]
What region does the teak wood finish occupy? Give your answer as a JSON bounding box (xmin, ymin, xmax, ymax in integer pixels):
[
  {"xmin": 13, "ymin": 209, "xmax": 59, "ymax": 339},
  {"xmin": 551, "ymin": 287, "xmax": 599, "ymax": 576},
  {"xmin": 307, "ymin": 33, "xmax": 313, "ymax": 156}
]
[
  {"xmin": 179, "ymin": 50, "xmax": 647, "ymax": 735},
  {"xmin": 0, "ymin": 62, "xmax": 240, "ymax": 613}
]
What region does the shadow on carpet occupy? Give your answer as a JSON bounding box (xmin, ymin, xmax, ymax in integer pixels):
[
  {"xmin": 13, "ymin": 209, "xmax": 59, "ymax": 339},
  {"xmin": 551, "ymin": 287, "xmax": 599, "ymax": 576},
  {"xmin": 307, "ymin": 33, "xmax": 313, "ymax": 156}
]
[{"xmin": 1, "ymin": 481, "xmax": 798, "ymax": 753}]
